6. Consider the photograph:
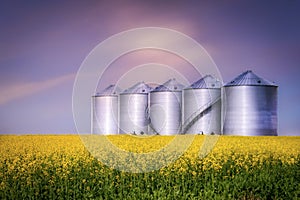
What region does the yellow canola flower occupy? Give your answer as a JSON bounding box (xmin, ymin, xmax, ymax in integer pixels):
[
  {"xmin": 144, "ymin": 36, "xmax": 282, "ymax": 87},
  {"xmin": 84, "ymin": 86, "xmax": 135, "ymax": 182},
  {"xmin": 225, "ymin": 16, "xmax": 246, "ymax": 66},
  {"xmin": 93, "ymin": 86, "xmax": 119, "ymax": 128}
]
[{"xmin": 0, "ymin": 135, "xmax": 299, "ymax": 183}]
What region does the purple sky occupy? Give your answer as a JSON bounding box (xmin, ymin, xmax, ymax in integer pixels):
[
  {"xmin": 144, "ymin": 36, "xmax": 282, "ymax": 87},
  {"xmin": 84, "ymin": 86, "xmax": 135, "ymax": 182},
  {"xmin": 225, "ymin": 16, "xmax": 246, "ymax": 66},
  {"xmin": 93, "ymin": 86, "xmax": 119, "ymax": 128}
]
[{"xmin": 0, "ymin": 0, "xmax": 299, "ymax": 135}]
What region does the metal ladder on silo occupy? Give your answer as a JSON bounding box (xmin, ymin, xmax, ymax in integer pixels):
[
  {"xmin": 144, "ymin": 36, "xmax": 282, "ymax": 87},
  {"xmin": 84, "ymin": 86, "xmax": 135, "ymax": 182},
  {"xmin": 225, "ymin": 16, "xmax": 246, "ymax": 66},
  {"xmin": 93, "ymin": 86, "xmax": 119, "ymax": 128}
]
[{"xmin": 181, "ymin": 95, "xmax": 221, "ymax": 134}]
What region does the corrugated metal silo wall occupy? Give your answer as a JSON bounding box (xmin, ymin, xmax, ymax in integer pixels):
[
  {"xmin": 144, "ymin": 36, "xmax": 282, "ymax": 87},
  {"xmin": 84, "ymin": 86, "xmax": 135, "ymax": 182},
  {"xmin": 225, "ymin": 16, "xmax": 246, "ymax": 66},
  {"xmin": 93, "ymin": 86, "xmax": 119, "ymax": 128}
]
[
  {"xmin": 222, "ymin": 85, "xmax": 277, "ymax": 136},
  {"xmin": 149, "ymin": 91, "xmax": 182, "ymax": 135},
  {"xmin": 119, "ymin": 93, "xmax": 149, "ymax": 134},
  {"xmin": 91, "ymin": 96, "xmax": 119, "ymax": 134},
  {"xmin": 183, "ymin": 88, "xmax": 221, "ymax": 134}
]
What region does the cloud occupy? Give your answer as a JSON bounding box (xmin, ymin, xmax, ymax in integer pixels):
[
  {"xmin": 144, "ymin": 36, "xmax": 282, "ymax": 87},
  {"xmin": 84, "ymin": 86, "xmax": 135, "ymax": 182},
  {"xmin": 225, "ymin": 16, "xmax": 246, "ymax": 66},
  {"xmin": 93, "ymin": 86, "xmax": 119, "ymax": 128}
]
[{"xmin": 0, "ymin": 73, "xmax": 76, "ymax": 105}]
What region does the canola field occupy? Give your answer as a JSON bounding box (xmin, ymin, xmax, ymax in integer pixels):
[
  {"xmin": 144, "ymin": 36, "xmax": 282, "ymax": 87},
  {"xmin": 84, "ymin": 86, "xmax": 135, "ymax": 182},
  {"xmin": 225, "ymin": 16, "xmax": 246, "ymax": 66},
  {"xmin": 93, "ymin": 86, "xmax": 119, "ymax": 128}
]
[{"xmin": 0, "ymin": 135, "xmax": 299, "ymax": 199}]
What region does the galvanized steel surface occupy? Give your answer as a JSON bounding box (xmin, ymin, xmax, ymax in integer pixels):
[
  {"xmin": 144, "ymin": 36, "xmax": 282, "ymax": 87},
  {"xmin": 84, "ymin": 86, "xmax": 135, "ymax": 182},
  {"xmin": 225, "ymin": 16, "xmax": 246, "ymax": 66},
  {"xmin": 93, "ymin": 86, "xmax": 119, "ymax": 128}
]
[
  {"xmin": 119, "ymin": 82, "xmax": 152, "ymax": 134},
  {"xmin": 152, "ymin": 78, "xmax": 184, "ymax": 92},
  {"xmin": 91, "ymin": 85, "xmax": 120, "ymax": 134},
  {"xmin": 223, "ymin": 85, "xmax": 278, "ymax": 136},
  {"xmin": 183, "ymin": 75, "xmax": 222, "ymax": 134},
  {"xmin": 122, "ymin": 81, "xmax": 152, "ymax": 94},
  {"xmin": 225, "ymin": 70, "xmax": 277, "ymax": 87},
  {"xmin": 183, "ymin": 88, "xmax": 221, "ymax": 134},
  {"xmin": 149, "ymin": 91, "xmax": 182, "ymax": 135},
  {"xmin": 92, "ymin": 95, "xmax": 119, "ymax": 134},
  {"xmin": 150, "ymin": 79, "xmax": 184, "ymax": 135},
  {"xmin": 91, "ymin": 71, "xmax": 278, "ymax": 136},
  {"xmin": 119, "ymin": 94, "xmax": 149, "ymax": 134},
  {"xmin": 186, "ymin": 75, "xmax": 222, "ymax": 89},
  {"xmin": 223, "ymin": 71, "xmax": 278, "ymax": 136}
]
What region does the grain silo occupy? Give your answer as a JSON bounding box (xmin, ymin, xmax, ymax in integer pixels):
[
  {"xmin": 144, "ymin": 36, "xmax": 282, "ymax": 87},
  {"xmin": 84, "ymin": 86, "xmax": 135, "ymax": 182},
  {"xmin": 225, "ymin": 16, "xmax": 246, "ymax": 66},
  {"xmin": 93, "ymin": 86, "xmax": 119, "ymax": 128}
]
[
  {"xmin": 91, "ymin": 85, "xmax": 121, "ymax": 134},
  {"xmin": 222, "ymin": 70, "xmax": 278, "ymax": 136},
  {"xmin": 149, "ymin": 78, "xmax": 184, "ymax": 135},
  {"xmin": 119, "ymin": 82, "xmax": 152, "ymax": 135},
  {"xmin": 182, "ymin": 75, "xmax": 222, "ymax": 134}
]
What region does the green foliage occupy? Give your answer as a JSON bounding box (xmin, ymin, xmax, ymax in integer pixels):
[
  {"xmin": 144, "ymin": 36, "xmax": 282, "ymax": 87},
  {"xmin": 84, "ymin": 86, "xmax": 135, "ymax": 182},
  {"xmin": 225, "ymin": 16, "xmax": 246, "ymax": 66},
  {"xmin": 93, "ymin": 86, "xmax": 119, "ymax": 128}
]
[
  {"xmin": 0, "ymin": 135, "xmax": 299, "ymax": 199},
  {"xmin": 0, "ymin": 155, "xmax": 299, "ymax": 200}
]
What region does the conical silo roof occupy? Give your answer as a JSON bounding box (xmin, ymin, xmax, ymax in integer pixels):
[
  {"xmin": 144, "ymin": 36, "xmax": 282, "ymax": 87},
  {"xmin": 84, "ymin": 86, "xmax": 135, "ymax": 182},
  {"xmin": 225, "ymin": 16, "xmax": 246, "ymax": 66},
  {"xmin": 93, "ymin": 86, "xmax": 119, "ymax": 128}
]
[
  {"xmin": 121, "ymin": 82, "xmax": 152, "ymax": 94},
  {"xmin": 186, "ymin": 75, "xmax": 222, "ymax": 89},
  {"xmin": 224, "ymin": 70, "xmax": 277, "ymax": 87},
  {"xmin": 152, "ymin": 78, "xmax": 185, "ymax": 92},
  {"xmin": 94, "ymin": 84, "xmax": 121, "ymax": 96}
]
